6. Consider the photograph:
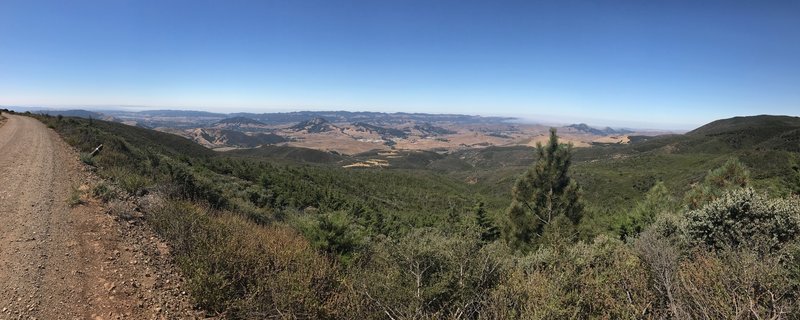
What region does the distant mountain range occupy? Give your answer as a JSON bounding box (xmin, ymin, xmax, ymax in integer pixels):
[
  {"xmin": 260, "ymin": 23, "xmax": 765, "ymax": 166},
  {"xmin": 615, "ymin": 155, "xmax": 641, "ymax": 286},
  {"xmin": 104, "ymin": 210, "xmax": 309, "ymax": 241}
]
[
  {"xmin": 189, "ymin": 128, "xmax": 286, "ymax": 148},
  {"xmin": 566, "ymin": 123, "xmax": 634, "ymax": 136},
  {"xmin": 289, "ymin": 117, "xmax": 337, "ymax": 133},
  {"xmin": 34, "ymin": 109, "xmax": 109, "ymax": 120},
  {"xmin": 227, "ymin": 111, "xmax": 514, "ymax": 125},
  {"xmin": 214, "ymin": 116, "xmax": 266, "ymax": 126},
  {"xmin": 5, "ymin": 107, "xmax": 673, "ymax": 153},
  {"xmin": 351, "ymin": 122, "xmax": 409, "ymax": 139},
  {"xmin": 9, "ymin": 108, "xmax": 515, "ymax": 127}
]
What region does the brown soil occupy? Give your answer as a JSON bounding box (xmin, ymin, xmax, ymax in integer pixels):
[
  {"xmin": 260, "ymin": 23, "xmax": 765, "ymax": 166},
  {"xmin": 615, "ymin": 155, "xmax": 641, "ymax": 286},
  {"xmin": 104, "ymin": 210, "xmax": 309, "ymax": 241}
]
[{"xmin": 0, "ymin": 114, "xmax": 201, "ymax": 319}]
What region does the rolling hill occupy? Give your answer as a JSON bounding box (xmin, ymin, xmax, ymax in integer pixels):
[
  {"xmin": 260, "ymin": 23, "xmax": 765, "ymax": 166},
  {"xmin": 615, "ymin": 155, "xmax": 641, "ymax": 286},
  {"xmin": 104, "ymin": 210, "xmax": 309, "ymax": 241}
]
[
  {"xmin": 289, "ymin": 117, "xmax": 337, "ymax": 133},
  {"xmin": 36, "ymin": 109, "xmax": 110, "ymax": 120},
  {"xmin": 189, "ymin": 128, "xmax": 286, "ymax": 148},
  {"xmin": 214, "ymin": 116, "xmax": 266, "ymax": 127},
  {"xmin": 566, "ymin": 123, "xmax": 633, "ymax": 136}
]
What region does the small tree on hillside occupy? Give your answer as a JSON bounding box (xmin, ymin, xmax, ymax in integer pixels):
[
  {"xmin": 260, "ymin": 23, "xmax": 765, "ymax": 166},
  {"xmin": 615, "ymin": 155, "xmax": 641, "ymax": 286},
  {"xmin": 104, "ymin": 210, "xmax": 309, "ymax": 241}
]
[
  {"xmin": 620, "ymin": 181, "xmax": 673, "ymax": 240},
  {"xmin": 474, "ymin": 201, "xmax": 499, "ymax": 243},
  {"xmin": 685, "ymin": 158, "xmax": 750, "ymax": 209},
  {"xmin": 504, "ymin": 128, "xmax": 582, "ymax": 251}
]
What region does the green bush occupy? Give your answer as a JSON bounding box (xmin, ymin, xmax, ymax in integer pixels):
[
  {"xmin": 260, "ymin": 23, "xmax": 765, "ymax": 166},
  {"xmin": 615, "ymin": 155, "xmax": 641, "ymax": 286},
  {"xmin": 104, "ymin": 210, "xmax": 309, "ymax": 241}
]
[
  {"xmin": 620, "ymin": 181, "xmax": 674, "ymax": 240},
  {"xmin": 79, "ymin": 152, "xmax": 95, "ymax": 166},
  {"xmin": 107, "ymin": 167, "xmax": 150, "ymax": 196},
  {"xmin": 147, "ymin": 200, "xmax": 341, "ymax": 318},
  {"xmin": 351, "ymin": 228, "xmax": 503, "ymax": 319},
  {"xmin": 91, "ymin": 181, "xmax": 121, "ymax": 202},
  {"xmin": 676, "ymin": 249, "xmax": 800, "ymax": 318},
  {"xmin": 684, "ymin": 188, "xmax": 800, "ymax": 252},
  {"xmin": 67, "ymin": 186, "xmax": 83, "ymax": 207},
  {"xmin": 487, "ymin": 235, "xmax": 653, "ymax": 319},
  {"xmin": 294, "ymin": 211, "xmax": 366, "ymax": 263},
  {"xmin": 685, "ymin": 158, "xmax": 751, "ymax": 209}
]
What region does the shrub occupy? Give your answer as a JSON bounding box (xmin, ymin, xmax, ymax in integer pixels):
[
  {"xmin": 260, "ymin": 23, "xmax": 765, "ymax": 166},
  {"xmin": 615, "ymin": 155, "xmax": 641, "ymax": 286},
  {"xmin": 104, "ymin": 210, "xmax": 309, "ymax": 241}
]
[
  {"xmin": 677, "ymin": 249, "xmax": 799, "ymax": 318},
  {"xmin": 147, "ymin": 200, "xmax": 341, "ymax": 318},
  {"xmin": 685, "ymin": 158, "xmax": 750, "ymax": 209},
  {"xmin": 351, "ymin": 228, "xmax": 503, "ymax": 319},
  {"xmin": 634, "ymin": 227, "xmax": 685, "ymax": 318},
  {"xmin": 107, "ymin": 168, "xmax": 150, "ymax": 196},
  {"xmin": 620, "ymin": 181, "xmax": 674, "ymax": 240},
  {"xmin": 79, "ymin": 152, "xmax": 95, "ymax": 166},
  {"xmin": 294, "ymin": 211, "xmax": 366, "ymax": 263},
  {"xmin": 67, "ymin": 186, "xmax": 83, "ymax": 207},
  {"xmin": 486, "ymin": 235, "xmax": 653, "ymax": 319},
  {"xmin": 684, "ymin": 188, "xmax": 800, "ymax": 252},
  {"xmin": 91, "ymin": 181, "xmax": 121, "ymax": 202}
]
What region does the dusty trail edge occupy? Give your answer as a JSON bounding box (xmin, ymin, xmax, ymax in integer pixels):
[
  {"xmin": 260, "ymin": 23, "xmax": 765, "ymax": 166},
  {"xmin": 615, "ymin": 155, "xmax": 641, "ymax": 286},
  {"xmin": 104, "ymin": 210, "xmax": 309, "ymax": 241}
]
[{"xmin": 0, "ymin": 113, "xmax": 202, "ymax": 319}]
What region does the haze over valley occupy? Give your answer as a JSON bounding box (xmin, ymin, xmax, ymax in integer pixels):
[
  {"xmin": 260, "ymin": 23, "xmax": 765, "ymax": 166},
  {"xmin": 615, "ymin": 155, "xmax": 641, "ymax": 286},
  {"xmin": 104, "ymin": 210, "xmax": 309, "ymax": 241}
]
[{"xmin": 17, "ymin": 107, "xmax": 669, "ymax": 156}]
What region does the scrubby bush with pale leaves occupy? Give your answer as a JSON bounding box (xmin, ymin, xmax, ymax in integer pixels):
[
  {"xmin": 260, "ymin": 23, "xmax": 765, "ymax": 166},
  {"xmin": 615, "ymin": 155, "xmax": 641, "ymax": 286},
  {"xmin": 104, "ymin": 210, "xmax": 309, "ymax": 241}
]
[{"xmin": 684, "ymin": 188, "xmax": 800, "ymax": 252}]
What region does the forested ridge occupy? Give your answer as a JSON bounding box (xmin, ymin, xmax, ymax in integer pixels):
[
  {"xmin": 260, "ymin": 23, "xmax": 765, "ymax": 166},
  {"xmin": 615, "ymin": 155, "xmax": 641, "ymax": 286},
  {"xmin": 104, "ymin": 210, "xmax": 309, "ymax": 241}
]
[{"xmin": 29, "ymin": 111, "xmax": 800, "ymax": 319}]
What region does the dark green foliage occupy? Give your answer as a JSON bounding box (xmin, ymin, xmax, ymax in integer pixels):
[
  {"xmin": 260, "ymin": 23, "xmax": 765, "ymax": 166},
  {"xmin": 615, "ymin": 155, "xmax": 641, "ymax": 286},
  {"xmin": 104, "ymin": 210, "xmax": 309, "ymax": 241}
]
[
  {"xmin": 685, "ymin": 158, "xmax": 751, "ymax": 209},
  {"xmin": 226, "ymin": 145, "xmax": 345, "ymax": 164},
  {"xmin": 351, "ymin": 228, "xmax": 503, "ymax": 319},
  {"xmin": 487, "ymin": 235, "xmax": 653, "ymax": 319},
  {"xmin": 161, "ymin": 160, "xmax": 228, "ymax": 209},
  {"xmin": 203, "ymin": 157, "xmax": 477, "ymax": 233},
  {"xmin": 474, "ymin": 201, "xmax": 499, "ymax": 243},
  {"xmin": 296, "ymin": 211, "xmax": 365, "ymax": 263},
  {"xmin": 79, "ymin": 152, "xmax": 95, "ymax": 166},
  {"xmin": 91, "ymin": 181, "xmax": 120, "ymax": 202},
  {"xmin": 504, "ymin": 128, "xmax": 583, "ymax": 251},
  {"xmin": 790, "ymin": 155, "xmax": 800, "ymax": 196},
  {"xmin": 684, "ymin": 188, "xmax": 800, "ymax": 252},
  {"xmin": 619, "ymin": 181, "xmax": 673, "ymax": 240}
]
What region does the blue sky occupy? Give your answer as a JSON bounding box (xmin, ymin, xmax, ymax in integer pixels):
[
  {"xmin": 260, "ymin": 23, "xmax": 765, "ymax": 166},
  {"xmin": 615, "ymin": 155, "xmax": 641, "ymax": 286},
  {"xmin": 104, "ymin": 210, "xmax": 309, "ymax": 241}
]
[{"xmin": 1, "ymin": 0, "xmax": 798, "ymax": 129}]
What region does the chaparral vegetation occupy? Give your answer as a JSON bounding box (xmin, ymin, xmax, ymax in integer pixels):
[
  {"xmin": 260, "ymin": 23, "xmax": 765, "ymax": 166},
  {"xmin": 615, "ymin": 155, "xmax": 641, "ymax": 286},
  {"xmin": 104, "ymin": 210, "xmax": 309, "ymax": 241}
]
[{"xmin": 33, "ymin": 112, "xmax": 800, "ymax": 319}]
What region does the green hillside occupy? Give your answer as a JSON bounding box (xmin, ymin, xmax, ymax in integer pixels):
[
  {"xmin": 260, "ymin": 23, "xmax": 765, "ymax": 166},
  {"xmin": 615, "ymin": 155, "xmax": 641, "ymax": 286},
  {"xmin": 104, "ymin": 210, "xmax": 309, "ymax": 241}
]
[
  {"xmin": 225, "ymin": 145, "xmax": 348, "ymax": 164},
  {"xmin": 36, "ymin": 114, "xmax": 484, "ymax": 231},
  {"xmin": 30, "ymin": 112, "xmax": 800, "ymax": 318},
  {"xmin": 448, "ymin": 116, "xmax": 800, "ymax": 234}
]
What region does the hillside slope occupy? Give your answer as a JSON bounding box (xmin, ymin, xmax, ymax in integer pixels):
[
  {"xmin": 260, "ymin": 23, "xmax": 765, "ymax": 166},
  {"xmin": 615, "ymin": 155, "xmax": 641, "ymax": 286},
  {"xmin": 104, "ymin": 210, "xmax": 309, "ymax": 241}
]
[{"xmin": 447, "ymin": 115, "xmax": 800, "ymax": 233}]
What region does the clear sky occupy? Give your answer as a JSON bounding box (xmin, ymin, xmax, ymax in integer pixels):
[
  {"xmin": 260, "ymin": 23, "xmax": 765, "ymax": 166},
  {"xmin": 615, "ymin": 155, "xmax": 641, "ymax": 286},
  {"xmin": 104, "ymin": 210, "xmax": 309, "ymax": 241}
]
[{"xmin": 1, "ymin": 0, "xmax": 798, "ymax": 129}]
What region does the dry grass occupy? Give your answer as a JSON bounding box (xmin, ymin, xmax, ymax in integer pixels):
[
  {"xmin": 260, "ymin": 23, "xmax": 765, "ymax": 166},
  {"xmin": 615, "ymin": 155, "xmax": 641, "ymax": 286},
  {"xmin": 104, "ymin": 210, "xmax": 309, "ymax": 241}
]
[
  {"xmin": 67, "ymin": 185, "xmax": 84, "ymax": 207},
  {"xmin": 146, "ymin": 200, "xmax": 343, "ymax": 318}
]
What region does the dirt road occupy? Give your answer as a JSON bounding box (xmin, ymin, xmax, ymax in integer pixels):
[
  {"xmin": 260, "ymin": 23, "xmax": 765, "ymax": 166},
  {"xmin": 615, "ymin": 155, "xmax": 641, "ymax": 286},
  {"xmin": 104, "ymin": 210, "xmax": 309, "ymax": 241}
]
[{"xmin": 0, "ymin": 114, "xmax": 197, "ymax": 319}]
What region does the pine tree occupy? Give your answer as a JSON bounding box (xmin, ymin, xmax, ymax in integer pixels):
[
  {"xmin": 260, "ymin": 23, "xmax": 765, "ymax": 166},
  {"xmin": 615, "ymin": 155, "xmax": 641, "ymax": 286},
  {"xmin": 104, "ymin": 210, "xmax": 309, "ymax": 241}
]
[
  {"xmin": 619, "ymin": 181, "xmax": 673, "ymax": 240},
  {"xmin": 504, "ymin": 128, "xmax": 582, "ymax": 251},
  {"xmin": 447, "ymin": 202, "xmax": 461, "ymax": 226},
  {"xmin": 475, "ymin": 201, "xmax": 500, "ymax": 243},
  {"xmin": 684, "ymin": 158, "xmax": 750, "ymax": 209}
]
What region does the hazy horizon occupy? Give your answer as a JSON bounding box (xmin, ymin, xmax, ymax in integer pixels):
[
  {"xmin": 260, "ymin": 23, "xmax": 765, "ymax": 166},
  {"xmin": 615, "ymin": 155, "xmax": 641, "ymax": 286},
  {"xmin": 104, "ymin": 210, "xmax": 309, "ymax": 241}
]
[{"xmin": 3, "ymin": 103, "xmax": 760, "ymax": 131}]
